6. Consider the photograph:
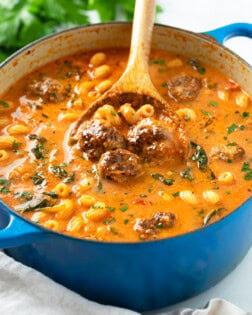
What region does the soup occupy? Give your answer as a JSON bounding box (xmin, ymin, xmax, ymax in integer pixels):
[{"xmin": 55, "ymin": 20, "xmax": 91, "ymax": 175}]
[{"xmin": 0, "ymin": 48, "xmax": 251, "ymax": 242}]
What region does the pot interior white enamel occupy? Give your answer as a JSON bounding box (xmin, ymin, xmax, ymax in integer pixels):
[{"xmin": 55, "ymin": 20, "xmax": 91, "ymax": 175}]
[{"xmin": 1, "ymin": 23, "xmax": 251, "ymax": 96}]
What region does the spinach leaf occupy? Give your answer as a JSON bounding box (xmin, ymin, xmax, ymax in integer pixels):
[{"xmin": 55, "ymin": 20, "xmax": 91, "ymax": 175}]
[
  {"xmin": 31, "ymin": 172, "xmax": 46, "ymax": 185},
  {"xmin": 191, "ymin": 141, "xmax": 208, "ymax": 170},
  {"xmin": 151, "ymin": 173, "xmax": 174, "ymax": 185}
]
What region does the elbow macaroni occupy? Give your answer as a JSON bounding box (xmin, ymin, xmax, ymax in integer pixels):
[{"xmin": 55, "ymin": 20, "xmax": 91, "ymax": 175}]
[
  {"xmin": 8, "ymin": 124, "xmax": 30, "ymax": 135},
  {"xmin": 94, "ymin": 105, "xmax": 121, "ymax": 126},
  {"xmin": 137, "ymin": 104, "xmax": 154, "ymax": 118},
  {"xmin": 218, "ymin": 172, "xmax": 234, "ymax": 184},
  {"xmin": 202, "ymin": 190, "xmax": 221, "ymax": 204},
  {"xmin": 0, "ymin": 150, "xmax": 8, "ymax": 161},
  {"xmin": 180, "ymin": 190, "xmax": 198, "ymax": 204},
  {"xmin": 67, "ymin": 216, "xmax": 84, "ymax": 233},
  {"xmin": 79, "ymin": 195, "xmax": 96, "ymax": 207},
  {"xmin": 176, "ymin": 108, "xmax": 196, "ymax": 121},
  {"xmin": 119, "ymin": 103, "xmax": 138, "ymax": 124},
  {"xmin": 0, "ymin": 136, "xmax": 18, "ymax": 149},
  {"xmin": 236, "ymin": 92, "xmax": 249, "ymax": 108},
  {"xmin": 90, "ymin": 52, "xmax": 107, "ymax": 67},
  {"xmin": 55, "ymin": 183, "xmax": 71, "ymax": 197},
  {"xmin": 94, "ymin": 65, "xmax": 111, "ymax": 79}
]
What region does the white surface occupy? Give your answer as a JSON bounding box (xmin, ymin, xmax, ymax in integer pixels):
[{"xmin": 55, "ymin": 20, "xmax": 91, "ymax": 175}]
[
  {"xmin": 0, "ymin": 252, "xmax": 250, "ymax": 315},
  {"xmin": 0, "ymin": 252, "xmax": 138, "ymax": 315},
  {"xmin": 157, "ymin": 0, "xmax": 252, "ymax": 65},
  {"xmin": 153, "ymin": 0, "xmax": 252, "ymax": 313}
]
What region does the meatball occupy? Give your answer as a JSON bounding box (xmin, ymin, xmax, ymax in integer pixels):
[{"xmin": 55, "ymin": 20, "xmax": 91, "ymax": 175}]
[
  {"xmin": 134, "ymin": 212, "xmax": 176, "ymax": 240},
  {"xmin": 127, "ymin": 117, "xmax": 188, "ymax": 161},
  {"xmin": 79, "ymin": 120, "xmax": 126, "ymax": 162},
  {"xmin": 210, "ymin": 144, "xmax": 245, "ymax": 162},
  {"xmin": 167, "ymin": 74, "xmax": 202, "ymax": 102},
  {"xmin": 98, "ymin": 149, "xmax": 142, "ymax": 183},
  {"xmin": 28, "ymin": 77, "xmax": 68, "ymax": 103}
]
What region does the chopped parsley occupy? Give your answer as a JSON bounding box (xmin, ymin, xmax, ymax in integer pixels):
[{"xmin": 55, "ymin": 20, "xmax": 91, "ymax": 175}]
[
  {"xmin": 201, "ymin": 110, "xmax": 212, "ymax": 117},
  {"xmin": 110, "ymin": 110, "xmax": 117, "ymax": 116},
  {"xmin": 107, "ymin": 207, "xmax": 115, "ymax": 212},
  {"xmin": 241, "ymin": 162, "xmax": 252, "ymax": 180},
  {"xmin": 41, "ymin": 113, "xmax": 48, "ymax": 118},
  {"xmin": 28, "ymin": 134, "xmax": 47, "ymax": 143},
  {"xmin": 0, "ymin": 101, "xmax": 9, "ymax": 108},
  {"xmin": 103, "ymin": 218, "xmax": 116, "ymax": 225},
  {"xmin": 139, "ymin": 194, "xmax": 147, "ymax": 198},
  {"xmin": 151, "ymin": 59, "xmax": 165, "ymax": 65},
  {"xmin": 120, "ymin": 202, "xmax": 128, "ymax": 212},
  {"xmin": 124, "ymin": 219, "xmax": 129, "ymax": 224},
  {"xmin": 227, "ymin": 123, "xmax": 237, "ymax": 134},
  {"xmin": 227, "ymin": 142, "xmax": 237, "ymax": 146},
  {"xmin": 208, "ymin": 101, "xmax": 218, "ymax": 107},
  {"xmin": 172, "ymin": 192, "xmax": 180, "ymax": 197},
  {"xmin": 13, "ymin": 141, "xmax": 22, "ymax": 153},
  {"xmin": 242, "ymin": 112, "xmax": 250, "ymax": 118}
]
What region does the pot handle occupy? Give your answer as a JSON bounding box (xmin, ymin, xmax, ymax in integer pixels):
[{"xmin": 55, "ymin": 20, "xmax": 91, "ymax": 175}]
[
  {"xmin": 0, "ymin": 201, "xmax": 46, "ymax": 249},
  {"xmin": 205, "ymin": 23, "xmax": 252, "ymax": 44}
]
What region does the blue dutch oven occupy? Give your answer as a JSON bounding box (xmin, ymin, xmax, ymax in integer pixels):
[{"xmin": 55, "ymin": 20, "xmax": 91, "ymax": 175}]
[{"xmin": 0, "ymin": 22, "xmax": 251, "ymax": 311}]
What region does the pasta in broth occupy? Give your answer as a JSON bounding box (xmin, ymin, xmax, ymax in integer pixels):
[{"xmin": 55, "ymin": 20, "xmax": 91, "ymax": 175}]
[{"xmin": 0, "ymin": 48, "xmax": 251, "ymax": 242}]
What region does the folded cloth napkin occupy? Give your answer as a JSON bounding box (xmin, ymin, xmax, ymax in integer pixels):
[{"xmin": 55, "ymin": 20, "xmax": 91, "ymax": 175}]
[{"xmin": 0, "ymin": 252, "xmax": 250, "ymax": 315}]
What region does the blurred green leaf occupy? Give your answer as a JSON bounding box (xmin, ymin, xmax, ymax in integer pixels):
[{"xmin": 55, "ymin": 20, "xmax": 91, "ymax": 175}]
[{"xmin": 0, "ymin": 0, "xmax": 162, "ymax": 62}]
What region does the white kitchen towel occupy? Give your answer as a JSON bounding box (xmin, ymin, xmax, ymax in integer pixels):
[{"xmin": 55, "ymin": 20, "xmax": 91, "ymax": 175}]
[{"xmin": 0, "ymin": 252, "xmax": 250, "ymax": 315}]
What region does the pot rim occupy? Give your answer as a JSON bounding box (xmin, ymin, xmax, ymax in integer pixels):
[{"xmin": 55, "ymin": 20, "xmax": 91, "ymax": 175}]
[{"xmin": 0, "ymin": 21, "xmax": 251, "ymax": 245}]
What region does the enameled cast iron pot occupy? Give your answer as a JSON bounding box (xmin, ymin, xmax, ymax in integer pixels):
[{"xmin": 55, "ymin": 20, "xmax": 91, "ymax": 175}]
[{"xmin": 0, "ymin": 22, "xmax": 251, "ymax": 312}]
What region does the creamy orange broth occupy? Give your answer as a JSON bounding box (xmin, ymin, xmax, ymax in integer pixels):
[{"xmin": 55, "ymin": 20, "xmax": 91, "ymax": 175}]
[{"xmin": 0, "ymin": 48, "xmax": 251, "ymax": 242}]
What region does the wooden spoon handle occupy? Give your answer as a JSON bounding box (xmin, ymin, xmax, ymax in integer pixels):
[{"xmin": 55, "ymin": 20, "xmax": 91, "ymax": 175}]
[{"xmin": 125, "ymin": 0, "xmax": 156, "ymax": 75}]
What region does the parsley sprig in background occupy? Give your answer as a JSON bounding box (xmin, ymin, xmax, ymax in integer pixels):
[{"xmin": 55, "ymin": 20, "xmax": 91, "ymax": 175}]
[{"xmin": 0, "ymin": 0, "xmax": 162, "ymax": 62}]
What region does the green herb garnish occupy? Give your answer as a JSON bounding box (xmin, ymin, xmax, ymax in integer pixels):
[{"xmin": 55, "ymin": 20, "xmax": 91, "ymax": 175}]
[
  {"xmin": 0, "ymin": 101, "xmax": 9, "ymax": 108},
  {"xmin": 208, "ymin": 101, "xmax": 218, "ymax": 107},
  {"xmin": 103, "ymin": 218, "xmax": 116, "ymax": 225},
  {"xmin": 189, "ymin": 58, "xmax": 206, "ymax": 74},
  {"xmin": 180, "ymin": 168, "xmax": 193, "ymax": 181},
  {"xmin": 227, "ymin": 123, "xmax": 238, "ymax": 134},
  {"xmin": 241, "ymin": 162, "xmax": 252, "ymax": 180},
  {"xmin": 151, "ymin": 173, "xmax": 174, "ymax": 185},
  {"xmin": 201, "ymin": 110, "xmax": 212, "ymax": 117}
]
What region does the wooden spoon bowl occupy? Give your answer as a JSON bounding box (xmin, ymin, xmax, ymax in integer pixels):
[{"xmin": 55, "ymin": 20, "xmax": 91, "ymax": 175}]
[{"xmin": 71, "ymin": 0, "xmax": 181, "ymax": 137}]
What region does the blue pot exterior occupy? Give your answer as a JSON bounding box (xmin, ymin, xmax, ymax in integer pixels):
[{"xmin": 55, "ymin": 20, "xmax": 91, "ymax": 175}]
[
  {"xmin": 3, "ymin": 197, "xmax": 251, "ymax": 311},
  {"xmin": 0, "ymin": 22, "xmax": 251, "ymax": 311}
]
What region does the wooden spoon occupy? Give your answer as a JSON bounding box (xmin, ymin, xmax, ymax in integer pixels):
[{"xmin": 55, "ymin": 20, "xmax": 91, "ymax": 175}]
[{"xmin": 71, "ymin": 0, "xmax": 179, "ymax": 137}]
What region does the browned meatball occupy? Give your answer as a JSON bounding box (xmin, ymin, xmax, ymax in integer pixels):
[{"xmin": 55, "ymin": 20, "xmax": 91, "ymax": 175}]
[
  {"xmin": 134, "ymin": 212, "xmax": 176, "ymax": 240},
  {"xmin": 98, "ymin": 149, "xmax": 142, "ymax": 183},
  {"xmin": 28, "ymin": 77, "xmax": 68, "ymax": 103},
  {"xmin": 210, "ymin": 144, "xmax": 245, "ymax": 162},
  {"xmin": 79, "ymin": 120, "xmax": 126, "ymax": 162},
  {"xmin": 167, "ymin": 74, "xmax": 202, "ymax": 102},
  {"xmin": 128, "ymin": 117, "xmax": 188, "ymax": 161}
]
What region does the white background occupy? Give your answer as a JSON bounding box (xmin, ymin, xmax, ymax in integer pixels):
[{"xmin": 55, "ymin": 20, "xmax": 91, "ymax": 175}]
[{"xmin": 148, "ymin": 0, "xmax": 252, "ymax": 313}]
